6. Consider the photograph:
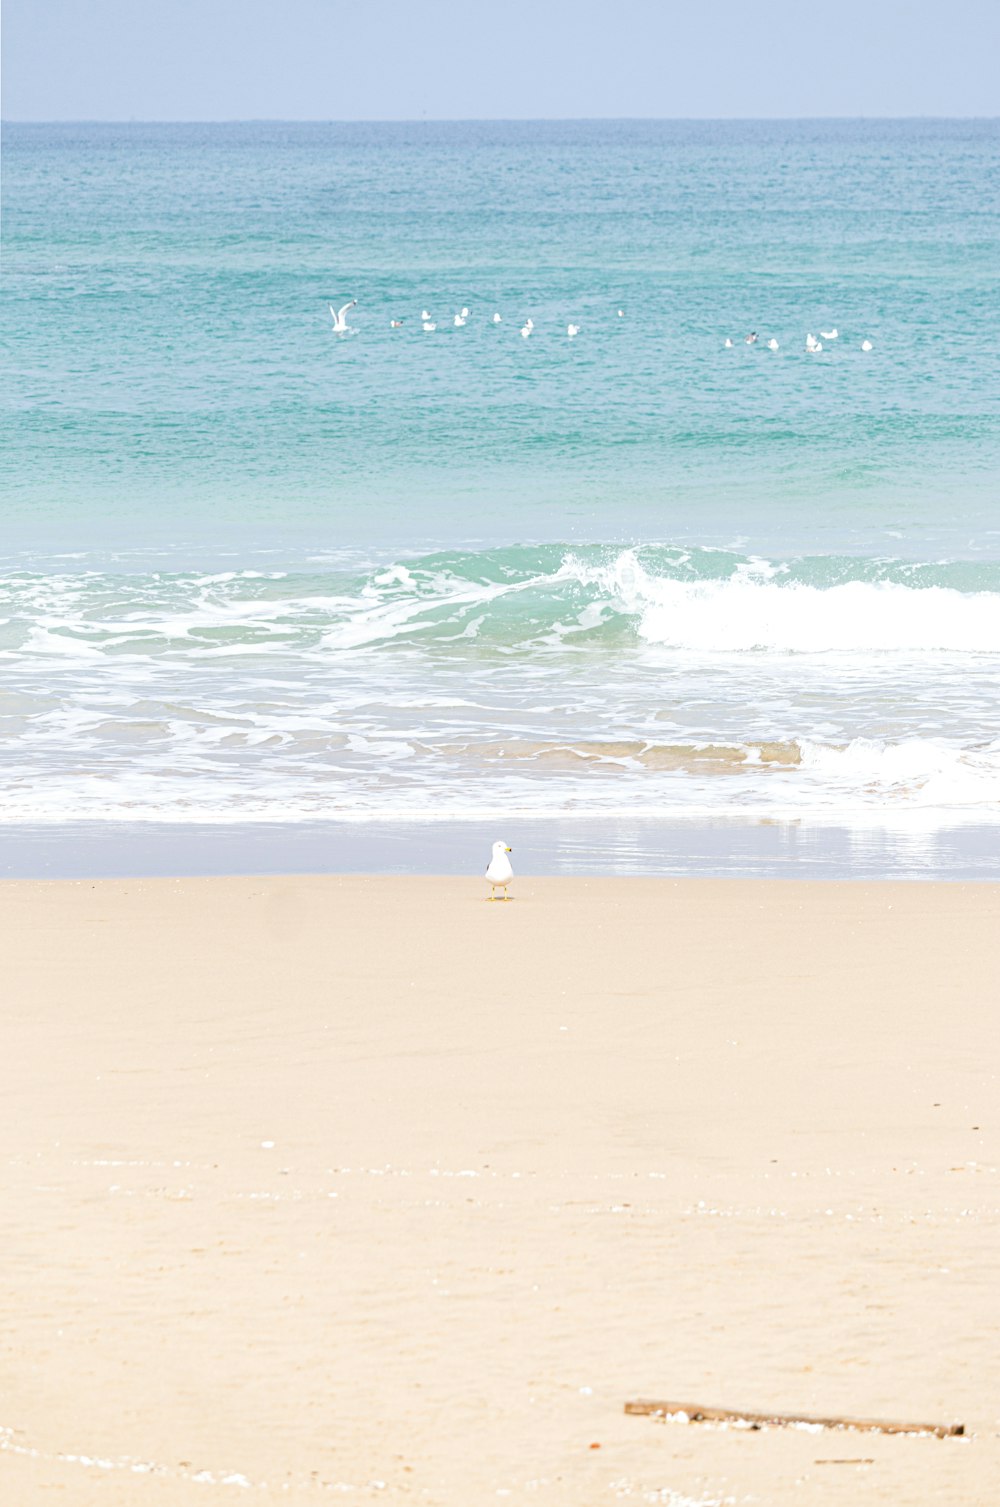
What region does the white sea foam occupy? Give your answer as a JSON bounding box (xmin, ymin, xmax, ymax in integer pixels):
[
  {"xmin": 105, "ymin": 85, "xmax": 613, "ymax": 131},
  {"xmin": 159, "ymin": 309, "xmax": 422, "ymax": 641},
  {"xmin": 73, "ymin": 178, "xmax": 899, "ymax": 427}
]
[
  {"xmin": 563, "ymin": 550, "xmax": 1000, "ymax": 653},
  {"xmin": 2, "ymin": 551, "xmax": 1000, "ymax": 826}
]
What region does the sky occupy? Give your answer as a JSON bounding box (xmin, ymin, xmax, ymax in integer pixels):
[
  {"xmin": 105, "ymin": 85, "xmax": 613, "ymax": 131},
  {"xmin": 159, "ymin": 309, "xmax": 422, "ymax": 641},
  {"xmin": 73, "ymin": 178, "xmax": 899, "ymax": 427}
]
[{"xmin": 3, "ymin": 0, "xmax": 999, "ymax": 121}]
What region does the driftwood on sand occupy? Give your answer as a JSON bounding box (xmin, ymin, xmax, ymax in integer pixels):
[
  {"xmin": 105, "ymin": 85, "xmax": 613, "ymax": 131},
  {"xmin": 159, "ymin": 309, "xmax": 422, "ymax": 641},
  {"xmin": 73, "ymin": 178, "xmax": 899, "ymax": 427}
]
[{"xmin": 624, "ymin": 1399, "xmax": 963, "ymax": 1439}]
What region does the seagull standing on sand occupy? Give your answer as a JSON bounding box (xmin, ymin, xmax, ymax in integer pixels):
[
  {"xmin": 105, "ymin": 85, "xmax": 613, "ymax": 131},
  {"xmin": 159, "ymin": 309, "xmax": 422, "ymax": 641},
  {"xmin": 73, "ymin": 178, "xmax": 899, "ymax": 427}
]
[
  {"xmin": 329, "ymin": 300, "xmax": 357, "ymax": 333},
  {"xmin": 486, "ymin": 841, "xmax": 514, "ymax": 900}
]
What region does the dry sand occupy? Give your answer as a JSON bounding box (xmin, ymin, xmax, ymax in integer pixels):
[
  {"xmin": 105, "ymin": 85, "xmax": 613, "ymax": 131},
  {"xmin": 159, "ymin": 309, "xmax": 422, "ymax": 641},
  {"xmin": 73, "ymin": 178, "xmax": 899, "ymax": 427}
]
[{"xmin": 1, "ymin": 875, "xmax": 998, "ymax": 1505}]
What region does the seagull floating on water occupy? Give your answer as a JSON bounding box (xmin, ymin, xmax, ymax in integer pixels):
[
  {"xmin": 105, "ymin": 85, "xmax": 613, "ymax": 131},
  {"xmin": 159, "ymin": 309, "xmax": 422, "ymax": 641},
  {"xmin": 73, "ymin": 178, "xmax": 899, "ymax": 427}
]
[
  {"xmin": 329, "ymin": 300, "xmax": 357, "ymax": 333},
  {"xmin": 492, "ymin": 312, "xmax": 502, "ymax": 324},
  {"xmin": 819, "ymin": 328, "xmax": 838, "ymax": 340},
  {"xmin": 809, "ymin": 340, "xmax": 824, "ymax": 353},
  {"xmin": 746, "ymin": 332, "xmax": 758, "ymax": 344},
  {"xmin": 422, "ymin": 320, "xmax": 436, "ymax": 332},
  {"xmin": 390, "ymin": 319, "xmax": 403, "ymax": 328},
  {"xmin": 805, "ymin": 332, "xmax": 819, "ymax": 351},
  {"xmin": 486, "ymin": 841, "xmax": 514, "ymax": 901},
  {"xmin": 861, "ymin": 339, "xmax": 873, "ymax": 351},
  {"xmin": 724, "ymin": 337, "xmax": 734, "ymax": 348},
  {"xmin": 567, "ymin": 324, "xmax": 580, "ymax": 338},
  {"xmin": 454, "ymin": 313, "xmax": 466, "ymax": 326},
  {"xmin": 767, "ymin": 338, "xmax": 779, "ymax": 351}
]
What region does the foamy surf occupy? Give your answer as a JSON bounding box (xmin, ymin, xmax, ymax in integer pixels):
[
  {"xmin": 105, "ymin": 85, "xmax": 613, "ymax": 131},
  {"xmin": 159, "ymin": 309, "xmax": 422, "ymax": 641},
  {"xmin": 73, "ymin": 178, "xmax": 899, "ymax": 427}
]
[{"xmin": 1, "ymin": 545, "xmax": 999, "ymax": 825}]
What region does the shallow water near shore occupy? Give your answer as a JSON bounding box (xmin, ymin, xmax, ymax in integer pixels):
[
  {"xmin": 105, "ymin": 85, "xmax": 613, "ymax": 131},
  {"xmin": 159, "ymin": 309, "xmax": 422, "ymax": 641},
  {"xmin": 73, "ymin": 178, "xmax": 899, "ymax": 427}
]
[
  {"xmin": 3, "ymin": 816, "xmax": 999, "ymax": 881},
  {"xmin": 3, "ymin": 119, "xmax": 999, "ymax": 867}
]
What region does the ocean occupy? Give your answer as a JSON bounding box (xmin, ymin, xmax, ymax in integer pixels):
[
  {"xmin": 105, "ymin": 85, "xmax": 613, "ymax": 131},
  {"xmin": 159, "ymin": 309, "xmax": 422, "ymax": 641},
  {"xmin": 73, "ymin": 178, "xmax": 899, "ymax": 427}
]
[{"xmin": 2, "ymin": 119, "xmax": 999, "ymax": 876}]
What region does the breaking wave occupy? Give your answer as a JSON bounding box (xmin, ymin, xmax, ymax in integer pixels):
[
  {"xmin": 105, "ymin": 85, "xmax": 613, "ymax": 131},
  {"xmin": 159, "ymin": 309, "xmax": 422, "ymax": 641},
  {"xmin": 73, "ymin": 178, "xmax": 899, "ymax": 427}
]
[{"xmin": 1, "ymin": 544, "xmax": 999, "ymax": 823}]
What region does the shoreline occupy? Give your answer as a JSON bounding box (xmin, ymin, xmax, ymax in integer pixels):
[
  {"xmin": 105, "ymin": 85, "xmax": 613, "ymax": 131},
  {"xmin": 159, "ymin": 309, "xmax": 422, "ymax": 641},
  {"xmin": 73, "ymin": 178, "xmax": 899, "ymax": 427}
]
[
  {"xmin": 2, "ymin": 815, "xmax": 999, "ymax": 881},
  {"xmin": 2, "ymin": 875, "xmax": 998, "ymax": 1504}
]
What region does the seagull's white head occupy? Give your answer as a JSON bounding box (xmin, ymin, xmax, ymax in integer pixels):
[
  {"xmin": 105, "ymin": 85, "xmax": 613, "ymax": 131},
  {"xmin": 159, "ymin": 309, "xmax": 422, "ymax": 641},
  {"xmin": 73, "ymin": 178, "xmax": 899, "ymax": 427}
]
[{"xmin": 492, "ymin": 840, "xmax": 512, "ymax": 856}]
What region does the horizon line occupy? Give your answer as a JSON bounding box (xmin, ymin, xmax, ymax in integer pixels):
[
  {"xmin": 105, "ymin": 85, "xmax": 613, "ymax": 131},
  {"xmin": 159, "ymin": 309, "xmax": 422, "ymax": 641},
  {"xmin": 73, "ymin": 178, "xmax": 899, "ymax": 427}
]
[{"xmin": 4, "ymin": 113, "xmax": 999, "ymax": 126}]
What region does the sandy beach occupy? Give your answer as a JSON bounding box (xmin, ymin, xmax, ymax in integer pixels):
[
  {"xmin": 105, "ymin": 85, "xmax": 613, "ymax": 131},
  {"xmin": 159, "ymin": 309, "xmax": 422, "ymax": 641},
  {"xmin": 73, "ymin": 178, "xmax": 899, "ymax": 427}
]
[{"xmin": 1, "ymin": 874, "xmax": 998, "ymax": 1505}]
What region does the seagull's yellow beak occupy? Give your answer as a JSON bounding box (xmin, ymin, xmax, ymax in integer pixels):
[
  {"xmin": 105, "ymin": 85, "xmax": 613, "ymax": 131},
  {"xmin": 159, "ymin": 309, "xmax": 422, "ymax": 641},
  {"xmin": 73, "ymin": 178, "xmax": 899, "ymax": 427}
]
[{"xmin": 506, "ymin": 846, "xmax": 512, "ymax": 852}]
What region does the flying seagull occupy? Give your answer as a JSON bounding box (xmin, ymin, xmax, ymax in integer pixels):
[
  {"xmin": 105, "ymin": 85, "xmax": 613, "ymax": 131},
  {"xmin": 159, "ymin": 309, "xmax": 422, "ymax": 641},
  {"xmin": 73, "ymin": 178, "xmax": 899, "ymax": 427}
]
[{"xmin": 330, "ymin": 300, "xmax": 356, "ymax": 333}]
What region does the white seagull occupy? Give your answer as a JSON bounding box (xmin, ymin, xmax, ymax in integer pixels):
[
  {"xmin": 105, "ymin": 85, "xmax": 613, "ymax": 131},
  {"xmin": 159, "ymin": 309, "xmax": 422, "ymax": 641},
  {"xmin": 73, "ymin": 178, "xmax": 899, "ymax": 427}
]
[
  {"xmin": 767, "ymin": 338, "xmax": 779, "ymax": 350},
  {"xmin": 809, "ymin": 340, "xmax": 824, "ymax": 353},
  {"xmin": 819, "ymin": 328, "xmax": 838, "ymax": 340},
  {"xmin": 567, "ymin": 323, "xmax": 580, "ymax": 337},
  {"xmin": 485, "ymin": 840, "xmax": 514, "ymax": 901},
  {"xmin": 746, "ymin": 331, "xmax": 758, "ymax": 344},
  {"xmin": 422, "ymin": 320, "xmax": 436, "ymax": 332},
  {"xmin": 724, "ymin": 337, "xmax": 734, "ymax": 348},
  {"xmin": 492, "ymin": 312, "xmax": 502, "ymax": 324},
  {"xmin": 454, "ymin": 313, "xmax": 466, "ymax": 326},
  {"xmin": 329, "ymin": 300, "xmax": 356, "ymax": 333},
  {"xmin": 421, "ymin": 310, "xmax": 431, "ymax": 320},
  {"xmin": 805, "ymin": 332, "xmax": 818, "ymax": 350},
  {"xmin": 861, "ymin": 339, "xmax": 873, "ymax": 351}
]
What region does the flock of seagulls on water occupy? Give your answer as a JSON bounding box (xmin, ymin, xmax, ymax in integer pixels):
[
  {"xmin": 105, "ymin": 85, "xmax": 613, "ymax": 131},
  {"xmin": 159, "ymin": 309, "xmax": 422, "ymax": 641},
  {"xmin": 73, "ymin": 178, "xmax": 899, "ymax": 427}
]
[
  {"xmin": 331, "ymin": 300, "xmax": 873, "ymax": 351},
  {"xmin": 725, "ymin": 328, "xmax": 874, "ymax": 353},
  {"xmin": 330, "ymin": 302, "xmax": 624, "ymax": 339}
]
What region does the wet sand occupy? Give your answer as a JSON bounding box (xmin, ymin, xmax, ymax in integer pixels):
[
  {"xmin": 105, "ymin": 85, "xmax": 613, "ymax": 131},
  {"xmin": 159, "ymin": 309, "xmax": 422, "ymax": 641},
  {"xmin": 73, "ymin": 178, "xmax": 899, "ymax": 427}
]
[{"xmin": 1, "ymin": 876, "xmax": 998, "ymax": 1505}]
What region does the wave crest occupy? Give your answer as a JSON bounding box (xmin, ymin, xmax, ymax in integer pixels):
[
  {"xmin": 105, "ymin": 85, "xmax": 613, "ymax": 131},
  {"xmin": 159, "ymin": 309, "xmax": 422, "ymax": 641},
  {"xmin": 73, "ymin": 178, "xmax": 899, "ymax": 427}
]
[{"xmin": 561, "ymin": 550, "xmax": 1000, "ymax": 653}]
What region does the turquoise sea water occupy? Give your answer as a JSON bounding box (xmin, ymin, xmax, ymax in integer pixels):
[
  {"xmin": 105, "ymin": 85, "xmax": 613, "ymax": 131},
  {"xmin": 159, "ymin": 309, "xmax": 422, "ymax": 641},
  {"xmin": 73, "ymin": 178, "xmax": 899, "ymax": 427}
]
[{"xmin": 2, "ymin": 121, "xmax": 1000, "ymax": 864}]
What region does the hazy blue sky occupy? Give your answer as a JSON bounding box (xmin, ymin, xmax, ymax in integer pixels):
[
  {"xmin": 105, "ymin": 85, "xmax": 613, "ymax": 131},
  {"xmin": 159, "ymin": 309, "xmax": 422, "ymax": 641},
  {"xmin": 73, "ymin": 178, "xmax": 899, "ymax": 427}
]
[{"xmin": 4, "ymin": 0, "xmax": 998, "ymax": 120}]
